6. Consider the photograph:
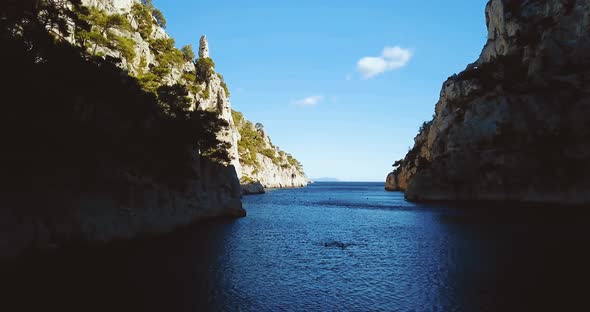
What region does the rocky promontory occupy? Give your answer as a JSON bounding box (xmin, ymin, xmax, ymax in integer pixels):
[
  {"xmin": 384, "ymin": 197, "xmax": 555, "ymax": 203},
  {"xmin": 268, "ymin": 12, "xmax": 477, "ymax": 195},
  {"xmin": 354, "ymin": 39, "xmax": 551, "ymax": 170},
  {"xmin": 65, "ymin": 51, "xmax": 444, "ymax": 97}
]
[
  {"xmin": 241, "ymin": 182, "xmax": 266, "ymax": 195},
  {"xmin": 387, "ymin": 0, "xmax": 590, "ymax": 205},
  {"xmin": 232, "ymin": 110, "xmax": 308, "ymax": 190}
]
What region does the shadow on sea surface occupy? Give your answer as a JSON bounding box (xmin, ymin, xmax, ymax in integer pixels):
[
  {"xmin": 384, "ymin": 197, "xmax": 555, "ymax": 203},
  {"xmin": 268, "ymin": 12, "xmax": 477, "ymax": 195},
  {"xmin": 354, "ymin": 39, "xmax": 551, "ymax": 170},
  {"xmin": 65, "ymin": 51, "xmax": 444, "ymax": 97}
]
[{"xmin": 1, "ymin": 183, "xmax": 589, "ymax": 311}]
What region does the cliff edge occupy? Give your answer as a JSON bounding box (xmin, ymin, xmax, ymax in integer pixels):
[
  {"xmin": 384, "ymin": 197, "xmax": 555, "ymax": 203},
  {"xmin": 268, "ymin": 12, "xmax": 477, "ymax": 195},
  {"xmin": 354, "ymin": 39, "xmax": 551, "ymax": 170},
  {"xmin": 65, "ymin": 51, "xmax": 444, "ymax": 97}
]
[
  {"xmin": 0, "ymin": 0, "xmax": 248, "ymax": 260},
  {"xmin": 387, "ymin": 0, "xmax": 590, "ymax": 205},
  {"xmin": 76, "ymin": 0, "xmax": 307, "ymax": 191}
]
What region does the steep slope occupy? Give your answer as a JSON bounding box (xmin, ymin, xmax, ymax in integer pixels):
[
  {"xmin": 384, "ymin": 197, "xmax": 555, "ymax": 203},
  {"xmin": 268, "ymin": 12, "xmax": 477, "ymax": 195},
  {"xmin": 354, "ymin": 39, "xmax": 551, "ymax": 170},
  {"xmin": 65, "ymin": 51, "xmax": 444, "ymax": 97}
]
[
  {"xmin": 232, "ymin": 111, "xmax": 307, "ymax": 189},
  {"xmin": 78, "ymin": 0, "xmax": 307, "ymax": 191},
  {"xmin": 387, "ymin": 0, "xmax": 590, "ymax": 205},
  {"xmin": 0, "ymin": 0, "xmax": 244, "ymax": 260}
]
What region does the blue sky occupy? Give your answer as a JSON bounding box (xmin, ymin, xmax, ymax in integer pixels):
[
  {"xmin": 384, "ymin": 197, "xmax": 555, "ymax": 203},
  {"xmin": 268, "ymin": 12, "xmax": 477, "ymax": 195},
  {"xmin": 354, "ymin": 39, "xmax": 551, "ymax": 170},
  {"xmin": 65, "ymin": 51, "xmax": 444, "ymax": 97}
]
[{"xmin": 154, "ymin": 0, "xmax": 489, "ymax": 181}]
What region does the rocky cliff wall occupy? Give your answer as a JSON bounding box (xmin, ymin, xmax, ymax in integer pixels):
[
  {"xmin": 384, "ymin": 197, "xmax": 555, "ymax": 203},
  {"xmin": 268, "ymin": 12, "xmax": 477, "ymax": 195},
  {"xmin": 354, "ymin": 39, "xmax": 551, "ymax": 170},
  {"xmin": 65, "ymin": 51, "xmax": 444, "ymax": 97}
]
[
  {"xmin": 387, "ymin": 0, "xmax": 590, "ymax": 205},
  {"xmin": 78, "ymin": 0, "xmax": 306, "ymax": 190},
  {"xmin": 240, "ymin": 131, "xmax": 308, "ymax": 189},
  {"xmin": 231, "ymin": 111, "xmax": 307, "ymax": 189},
  {"xmin": 0, "ymin": 158, "xmax": 244, "ymax": 260},
  {"xmin": 0, "ymin": 0, "xmax": 251, "ymax": 261}
]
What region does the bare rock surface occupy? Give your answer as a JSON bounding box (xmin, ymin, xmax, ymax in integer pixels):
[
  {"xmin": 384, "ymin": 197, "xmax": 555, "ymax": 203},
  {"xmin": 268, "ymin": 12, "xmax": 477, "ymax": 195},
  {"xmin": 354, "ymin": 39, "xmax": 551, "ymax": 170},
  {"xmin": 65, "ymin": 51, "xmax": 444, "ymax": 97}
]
[
  {"xmin": 387, "ymin": 0, "xmax": 590, "ymax": 205},
  {"xmin": 241, "ymin": 182, "xmax": 266, "ymax": 195}
]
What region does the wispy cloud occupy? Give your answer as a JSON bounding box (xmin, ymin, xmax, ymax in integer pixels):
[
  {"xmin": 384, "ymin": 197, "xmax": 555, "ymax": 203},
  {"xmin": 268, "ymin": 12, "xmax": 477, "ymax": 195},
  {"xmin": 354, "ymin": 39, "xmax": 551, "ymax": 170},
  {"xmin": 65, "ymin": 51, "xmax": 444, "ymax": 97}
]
[
  {"xmin": 357, "ymin": 46, "xmax": 412, "ymax": 79},
  {"xmin": 293, "ymin": 95, "xmax": 324, "ymax": 107}
]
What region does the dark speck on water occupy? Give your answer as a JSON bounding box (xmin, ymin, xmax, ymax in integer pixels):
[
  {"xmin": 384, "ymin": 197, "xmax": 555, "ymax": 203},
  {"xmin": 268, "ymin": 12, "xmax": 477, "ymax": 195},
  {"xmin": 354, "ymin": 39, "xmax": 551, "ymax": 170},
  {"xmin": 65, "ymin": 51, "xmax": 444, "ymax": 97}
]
[{"xmin": 2, "ymin": 182, "xmax": 589, "ymax": 311}]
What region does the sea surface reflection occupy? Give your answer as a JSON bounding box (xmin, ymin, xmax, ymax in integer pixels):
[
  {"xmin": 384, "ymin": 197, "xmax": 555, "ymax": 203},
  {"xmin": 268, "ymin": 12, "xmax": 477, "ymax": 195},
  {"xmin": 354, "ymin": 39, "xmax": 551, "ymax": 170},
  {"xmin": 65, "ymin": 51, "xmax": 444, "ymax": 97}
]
[{"xmin": 3, "ymin": 182, "xmax": 588, "ymax": 311}]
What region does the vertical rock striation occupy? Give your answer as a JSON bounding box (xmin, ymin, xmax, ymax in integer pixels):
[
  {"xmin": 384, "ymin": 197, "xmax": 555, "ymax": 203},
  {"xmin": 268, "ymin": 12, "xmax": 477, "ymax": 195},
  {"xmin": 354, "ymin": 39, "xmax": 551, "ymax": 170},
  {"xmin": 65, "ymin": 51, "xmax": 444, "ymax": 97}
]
[{"xmin": 387, "ymin": 0, "xmax": 590, "ymax": 205}]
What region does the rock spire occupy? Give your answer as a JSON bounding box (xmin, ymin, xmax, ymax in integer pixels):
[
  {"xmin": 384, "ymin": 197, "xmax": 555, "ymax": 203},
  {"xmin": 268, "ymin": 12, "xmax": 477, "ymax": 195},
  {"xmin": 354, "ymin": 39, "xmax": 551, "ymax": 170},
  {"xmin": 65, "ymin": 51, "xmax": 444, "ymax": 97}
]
[{"xmin": 199, "ymin": 35, "xmax": 209, "ymax": 59}]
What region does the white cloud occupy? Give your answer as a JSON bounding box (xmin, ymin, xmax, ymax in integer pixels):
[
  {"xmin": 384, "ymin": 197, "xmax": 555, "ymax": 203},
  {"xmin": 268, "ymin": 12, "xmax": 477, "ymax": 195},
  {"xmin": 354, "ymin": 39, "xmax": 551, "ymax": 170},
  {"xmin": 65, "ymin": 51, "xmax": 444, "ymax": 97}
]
[
  {"xmin": 293, "ymin": 95, "xmax": 324, "ymax": 107},
  {"xmin": 357, "ymin": 46, "xmax": 412, "ymax": 79}
]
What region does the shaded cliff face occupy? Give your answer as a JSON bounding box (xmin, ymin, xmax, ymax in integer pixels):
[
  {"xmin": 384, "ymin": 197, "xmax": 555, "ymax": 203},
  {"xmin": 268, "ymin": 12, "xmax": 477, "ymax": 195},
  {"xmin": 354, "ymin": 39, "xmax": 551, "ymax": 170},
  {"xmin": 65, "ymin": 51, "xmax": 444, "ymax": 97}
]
[
  {"xmin": 0, "ymin": 0, "xmax": 247, "ymax": 260},
  {"xmin": 0, "ymin": 159, "xmax": 244, "ymax": 260},
  {"xmin": 388, "ymin": 0, "xmax": 590, "ymax": 205}
]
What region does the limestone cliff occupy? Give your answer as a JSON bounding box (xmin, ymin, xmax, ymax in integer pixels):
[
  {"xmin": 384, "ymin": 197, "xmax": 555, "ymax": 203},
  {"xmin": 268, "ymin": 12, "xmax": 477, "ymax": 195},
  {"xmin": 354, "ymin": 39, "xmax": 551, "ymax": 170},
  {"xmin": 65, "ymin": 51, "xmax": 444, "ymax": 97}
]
[
  {"xmin": 77, "ymin": 0, "xmax": 306, "ymax": 191},
  {"xmin": 387, "ymin": 0, "xmax": 590, "ymax": 205},
  {"xmin": 1, "ymin": 160, "xmax": 244, "ymax": 260},
  {"xmin": 232, "ymin": 110, "xmax": 307, "ymax": 189},
  {"xmin": 0, "ymin": 0, "xmax": 249, "ymax": 260}
]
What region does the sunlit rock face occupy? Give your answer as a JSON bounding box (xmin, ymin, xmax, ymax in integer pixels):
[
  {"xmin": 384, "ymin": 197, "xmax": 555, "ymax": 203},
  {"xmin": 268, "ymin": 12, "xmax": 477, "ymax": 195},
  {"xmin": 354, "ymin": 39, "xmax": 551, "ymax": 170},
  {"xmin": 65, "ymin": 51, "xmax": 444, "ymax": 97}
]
[
  {"xmin": 199, "ymin": 35, "xmax": 210, "ymax": 58},
  {"xmin": 80, "ymin": 0, "xmax": 172, "ymax": 75},
  {"xmin": 385, "ymin": 172, "xmax": 399, "ymax": 191},
  {"xmin": 82, "ymin": 0, "xmax": 135, "ymax": 12},
  {"xmin": 78, "ymin": 0, "xmax": 306, "ymax": 188},
  {"xmin": 77, "ymin": 0, "xmax": 242, "ymax": 174},
  {"xmin": 387, "ymin": 0, "xmax": 590, "ymax": 205},
  {"xmin": 240, "ymin": 129, "xmax": 308, "ymax": 189}
]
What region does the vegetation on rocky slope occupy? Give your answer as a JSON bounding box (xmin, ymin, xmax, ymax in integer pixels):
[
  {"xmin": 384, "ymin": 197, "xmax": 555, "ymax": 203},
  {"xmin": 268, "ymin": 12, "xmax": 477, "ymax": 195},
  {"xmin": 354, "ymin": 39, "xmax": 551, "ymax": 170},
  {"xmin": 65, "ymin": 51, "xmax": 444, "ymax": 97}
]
[
  {"xmin": 4, "ymin": 0, "xmax": 305, "ymax": 188},
  {"xmin": 231, "ymin": 110, "xmax": 304, "ymax": 174},
  {"xmin": 74, "ymin": 0, "xmax": 212, "ymax": 100},
  {"xmin": 1, "ymin": 0, "xmax": 230, "ymax": 191}
]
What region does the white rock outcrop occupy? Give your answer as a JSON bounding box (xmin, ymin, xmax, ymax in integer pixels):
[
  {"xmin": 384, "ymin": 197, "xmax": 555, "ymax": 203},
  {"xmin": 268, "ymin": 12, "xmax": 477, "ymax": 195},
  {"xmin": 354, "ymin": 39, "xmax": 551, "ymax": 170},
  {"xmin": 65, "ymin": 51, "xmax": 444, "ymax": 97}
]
[
  {"xmin": 199, "ymin": 35, "xmax": 210, "ymax": 58},
  {"xmin": 232, "ymin": 113, "xmax": 307, "ymax": 189}
]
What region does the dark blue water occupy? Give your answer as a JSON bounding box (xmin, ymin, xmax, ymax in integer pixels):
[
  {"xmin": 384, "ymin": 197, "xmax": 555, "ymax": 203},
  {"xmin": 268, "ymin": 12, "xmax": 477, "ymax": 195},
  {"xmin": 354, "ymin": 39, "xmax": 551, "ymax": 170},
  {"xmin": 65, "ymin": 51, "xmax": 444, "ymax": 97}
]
[{"xmin": 3, "ymin": 182, "xmax": 589, "ymax": 311}]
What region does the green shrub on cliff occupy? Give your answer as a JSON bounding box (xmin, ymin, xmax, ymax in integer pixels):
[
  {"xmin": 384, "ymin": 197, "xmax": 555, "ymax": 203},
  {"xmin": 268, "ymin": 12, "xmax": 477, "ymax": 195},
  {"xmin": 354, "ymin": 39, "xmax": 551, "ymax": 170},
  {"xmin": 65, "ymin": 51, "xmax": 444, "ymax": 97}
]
[
  {"xmin": 236, "ymin": 120, "xmax": 265, "ymax": 167},
  {"xmin": 217, "ymin": 73, "xmax": 230, "ymax": 97},
  {"xmin": 261, "ymin": 148, "xmax": 278, "ymax": 163},
  {"xmin": 181, "ymin": 44, "xmax": 195, "ymax": 61},
  {"xmin": 137, "ymin": 72, "xmax": 160, "ymax": 94},
  {"xmin": 181, "ymin": 71, "xmax": 202, "ymax": 95},
  {"xmin": 241, "ymin": 175, "xmax": 256, "ymax": 184},
  {"xmin": 132, "ymin": 0, "xmax": 166, "ymax": 39},
  {"xmin": 286, "ymin": 154, "xmax": 304, "ymax": 172},
  {"xmin": 231, "ymin": 110, "xmax": 302, "ymax": 171},
  {"xmin": 152, "ymin": 9, "xmax": 167, "ymax": 29},
  {"xmin": 152, "ymin": 38, "xmax": 184, "ymax": 66},
  {"xmin": 77, "ymin": 7, "xmax": 134, "ymax": 59},
  {"xmin": 231, "ymin": 110, "xmax": 245, "ymax": 125},
  {"xmin": 131, "ymin": 3, "xmax": 153, "ymax": 40},
  {"xmin": 196, "ymin": 57, "xmax": 216, "ymax": 82},
  {"xmin": 112, "ymin": 34, "xmax": 136, "ymax": 62},
  {"xmin": 142, "ymin": 37, "xmax": 185, "ymax": 83}
]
